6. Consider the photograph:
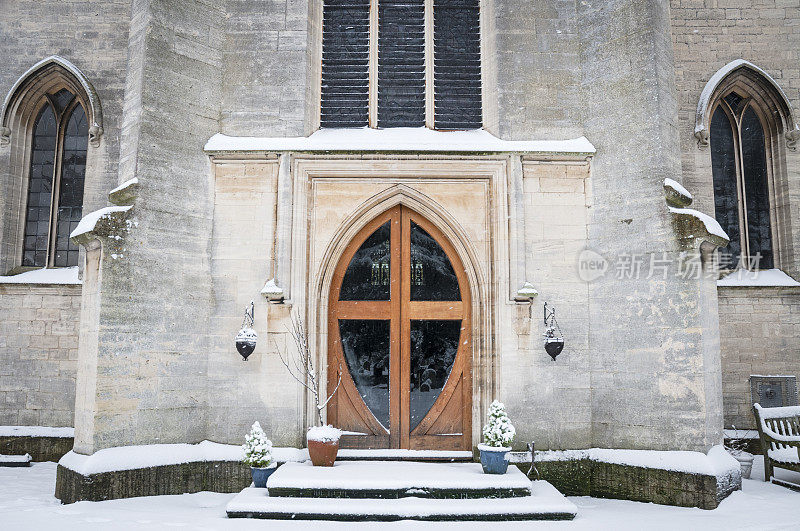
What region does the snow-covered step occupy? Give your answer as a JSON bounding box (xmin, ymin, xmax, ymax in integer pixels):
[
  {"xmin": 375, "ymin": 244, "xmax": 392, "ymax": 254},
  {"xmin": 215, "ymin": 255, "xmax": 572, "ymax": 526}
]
[
  {"xmin": 0, "ymin": 454, "xmax": 32, "ymax": 467},
  {"xmin": 336, "ymin": 449, "xmax": 472, "ymax": 462},
  {"xmin": 267, "ymin": 461, "xmax": 531, "ymax": 499},
  {"xmin": 228, "ymin": 481, "xmax": 576, "ymax": 521}
]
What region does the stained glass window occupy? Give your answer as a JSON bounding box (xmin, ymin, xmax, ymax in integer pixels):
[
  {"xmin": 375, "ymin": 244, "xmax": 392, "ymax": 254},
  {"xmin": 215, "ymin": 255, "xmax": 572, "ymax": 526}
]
[
  {"xmin": 710, "ymin": 93, "xmax": 774, "ymax": 270},
  {"xmin": 711, "ymin": 107, "xmax": 741, "ymax": 270},
  {"xmin": 22, "ymin": 90, "xmax": 87, "ymax": 268},
  {"xmin": 740, "ymin": 107, "xmax": 773, "ymax": 269},
  {"xmin": 23, "ymin": 106, "xmax": 57, "ymax": 267}
]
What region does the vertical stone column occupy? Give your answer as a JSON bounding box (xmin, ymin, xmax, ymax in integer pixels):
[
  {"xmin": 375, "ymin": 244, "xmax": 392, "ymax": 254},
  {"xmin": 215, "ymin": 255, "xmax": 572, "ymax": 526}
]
[
  {"xmin": 72, "ymin": 0, "xmax": 225, "ymax": 453},
  {"xmin": 579, "ymin": 0, "xmax": 723, "ymax": 451}
]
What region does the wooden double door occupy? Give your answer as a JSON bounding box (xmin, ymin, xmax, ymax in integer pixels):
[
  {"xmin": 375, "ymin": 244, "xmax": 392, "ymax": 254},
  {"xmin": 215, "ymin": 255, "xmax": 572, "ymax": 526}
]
[{"xmin": 327, "ymin": 205, "xmax": 472, "ymax": 451}]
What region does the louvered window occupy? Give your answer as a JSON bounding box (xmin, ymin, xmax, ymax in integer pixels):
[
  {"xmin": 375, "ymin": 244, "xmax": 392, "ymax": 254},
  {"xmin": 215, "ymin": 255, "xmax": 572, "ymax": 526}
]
[
  {"xmin": 378, "ymin": 1, "xmax": 425, "ymax": 127},
  {"xmin": 321, "ymin": 0, "xmax": 371, "ymax": 128},
  {"xmin": 320, "ymin": 0, "xmax": 482, "ymax": 130},
  {"xmin": 434, "ymin": 0, "xmax": 481, "ymax": 129}
]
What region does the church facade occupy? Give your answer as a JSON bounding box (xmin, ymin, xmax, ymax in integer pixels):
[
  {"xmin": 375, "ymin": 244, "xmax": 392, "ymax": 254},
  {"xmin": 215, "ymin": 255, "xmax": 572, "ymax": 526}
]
[{"xmin": 1, "ymin": 0, "xmax": 799, "ymax": 458}]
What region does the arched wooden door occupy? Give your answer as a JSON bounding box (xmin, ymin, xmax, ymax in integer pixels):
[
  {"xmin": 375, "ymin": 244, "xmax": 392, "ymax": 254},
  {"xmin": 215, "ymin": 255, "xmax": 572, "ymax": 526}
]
[{"xmin": 327, "ymin": 205, "xmax": 472, "ymax": 451}]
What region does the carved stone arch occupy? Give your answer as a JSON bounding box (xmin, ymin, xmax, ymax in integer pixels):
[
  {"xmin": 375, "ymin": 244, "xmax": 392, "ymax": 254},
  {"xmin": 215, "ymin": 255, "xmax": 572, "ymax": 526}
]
[
  {"xmin": 695, "ymin": 60, "xmax": 799, "ymax": 150},
  {"xmin": 310, "ymin": 184, "xmax": 491, "ymax": 445},
  {"xmin": 1, "ymin": 56, "xmax": 103, "ymax": 147}
]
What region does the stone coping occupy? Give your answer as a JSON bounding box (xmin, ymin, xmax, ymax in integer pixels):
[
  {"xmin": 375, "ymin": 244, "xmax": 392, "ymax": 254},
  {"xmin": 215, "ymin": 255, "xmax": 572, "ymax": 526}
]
[{"xmin": 511, "ymin": 448, "xmax": 741, "ymax": 510}]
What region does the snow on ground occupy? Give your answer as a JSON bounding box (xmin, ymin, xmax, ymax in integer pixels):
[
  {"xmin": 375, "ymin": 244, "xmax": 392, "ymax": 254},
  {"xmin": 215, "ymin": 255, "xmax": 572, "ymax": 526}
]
[{"xmin": 1, "ymin": 457, "xmax": 798, "ymax": 530}]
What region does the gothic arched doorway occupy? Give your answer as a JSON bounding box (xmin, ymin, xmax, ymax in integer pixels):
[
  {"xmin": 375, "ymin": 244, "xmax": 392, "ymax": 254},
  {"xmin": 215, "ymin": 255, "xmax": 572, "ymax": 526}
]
[{"xmin": 327, "ymin": 205, "xmax": 472, "ymax": 451}]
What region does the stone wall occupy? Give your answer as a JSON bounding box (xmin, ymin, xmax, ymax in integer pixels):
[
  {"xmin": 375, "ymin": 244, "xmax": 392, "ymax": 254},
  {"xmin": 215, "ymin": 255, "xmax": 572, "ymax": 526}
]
[
  {"xmin": 492, "ymin": 0, "xmax": 583, "ymax": 139},
  {"xmin": 207, "ymin": 159, "xmax": 303, "ymax": 446},
  {"xmin": 0, "ymin": 284, "xmax": 80, "ymax": 426},
  {"xmin": 72, "ymin": 0, "xmax": 226, "ymax": 454},
  {"xmin": 718, "ymin": 286, "xmax": 800, "ymax": 428},
  {"xmin": 0, "ymin": 0, "xmax": 757, "ymax": 456},
  {"xmin": 221, "ymin": 0, "xmax": 309, "ymax": 137},
  {"xmin": 55, "ymin": 460, "xmax": 252, "ymax": 504},
  {"xmin": 579, "ymin": 0, "xmax": 723, "ymax": 452},
  {"xmin": 518, "ymin": 457, "xmax": 738, "ymax": 510},
  {"xmin": 501, "ymin": 159, "xmax": 592, "ymax": 450},
  {"xmin": 0, "ymin": 435, "xmax": 74, "ymax": 462}
]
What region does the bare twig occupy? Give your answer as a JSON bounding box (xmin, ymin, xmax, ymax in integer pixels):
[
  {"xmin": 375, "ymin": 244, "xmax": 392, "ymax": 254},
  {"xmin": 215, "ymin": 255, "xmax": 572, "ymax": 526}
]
[{"xmin": 275, "ymin": 312, "xmax": 341, "ymax": 426}]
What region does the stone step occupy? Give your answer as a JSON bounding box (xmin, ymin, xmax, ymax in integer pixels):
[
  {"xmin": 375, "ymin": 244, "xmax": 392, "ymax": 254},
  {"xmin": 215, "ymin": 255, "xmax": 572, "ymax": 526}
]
[
  {"xmin": 227, "ymin": 481, "xmax": 577, "ymax": 521},
  {"xmin": 267, "ymin": 461, "xmax": 532, "ymax": 499},
  {"xmin": 0, "ymin": 454, "xmax": 31, "ymax": 467},
  {"xmin": 336, "ymin": 449, "xmax": 473, "ymax": 462}
]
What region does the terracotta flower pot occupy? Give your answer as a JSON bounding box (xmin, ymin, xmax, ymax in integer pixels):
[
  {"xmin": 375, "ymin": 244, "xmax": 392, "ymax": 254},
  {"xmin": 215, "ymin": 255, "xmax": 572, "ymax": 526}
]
[{"xmin": 307, "ymin": 438, "xmax": 339, "ymax": 466}]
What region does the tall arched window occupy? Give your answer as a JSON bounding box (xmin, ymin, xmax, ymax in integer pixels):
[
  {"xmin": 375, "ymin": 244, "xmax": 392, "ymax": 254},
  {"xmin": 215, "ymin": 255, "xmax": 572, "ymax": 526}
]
[
  {"xmin": 698, "ymin": 61, "xmax": 798, "ymax": 273},
  {"xmin": 0, "ymin": 56, "xmax": 102, "ymax": 276},
  {"xmin": 710, "ymin": 93, "xmax": 774, "ymax": 270},
  {"xmin": 22, "ymin": 89, "xmax": 88, "ymax": 268}
]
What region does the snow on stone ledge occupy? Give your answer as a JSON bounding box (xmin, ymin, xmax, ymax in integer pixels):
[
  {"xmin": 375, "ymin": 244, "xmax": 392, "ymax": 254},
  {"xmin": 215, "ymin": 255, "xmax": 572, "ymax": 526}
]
[
  {"xmin": 204, "ymin": 127, "xmax": 596, "ymax": 155},
  {"xmin": 717, "ymin": 268, "xmax": 800, "ymax": 287},
  {"xmin": 668, "ymin": 206, "xmax": 730, "ymax": 241},
  {"xmin": 109, "ymin": 177, "xmax": 138, "ymax": 195},
  {"xmin": 0, "ymin": 426, "xmax": 74, "ymax": 437},
  {"xmin": 0, "ymin": 267, "xmax": 81, "ymax": 285},
  {"xmin": 527, "ymin": 446, "xmax": 739, "ymax": 477},
  {"xmin": 664, "ymin": 178, "xmax": 692, "ymax": 201},
  {"xmin": 58, "ymin": 441, "xmax": 308, "ymax": 476},
  {"xmin": 0, "ymin": 453, "xmax": 32, "ymax": 462},
  {"xmin": 70, "ymin": 205, "xmax": 132, "ymax": 239}
]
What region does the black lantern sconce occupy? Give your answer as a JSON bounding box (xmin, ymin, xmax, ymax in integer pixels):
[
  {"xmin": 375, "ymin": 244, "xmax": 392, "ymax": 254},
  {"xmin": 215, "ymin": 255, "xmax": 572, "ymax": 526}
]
[
  {"xmin": 543, "ymin": 302, "xmax": 564, "ymax": 361},
  {"xmin": 235, "ymin": 301, "xmax": 257, "ymax": 361}
]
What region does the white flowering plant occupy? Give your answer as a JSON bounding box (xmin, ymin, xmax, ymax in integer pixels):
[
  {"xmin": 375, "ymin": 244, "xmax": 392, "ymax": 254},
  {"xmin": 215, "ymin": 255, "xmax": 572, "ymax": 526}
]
[
  {"xmin": 482, "ymin": 400, "xmax": 516, "ymax": 449},
  {"xmin": 242, "ymin": 421, "xmax": 273, "ymax": 468}
]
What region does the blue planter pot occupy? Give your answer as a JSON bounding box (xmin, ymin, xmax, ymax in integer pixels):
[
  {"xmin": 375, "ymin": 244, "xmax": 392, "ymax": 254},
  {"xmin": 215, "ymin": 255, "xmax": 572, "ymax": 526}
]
[
  {"xmin": 250, "ymin": 465, "xmax": 276, "ymax": 488},
  {"xmin": 478, "ymin": 444, "xmax": 510, "ymax": 474}
]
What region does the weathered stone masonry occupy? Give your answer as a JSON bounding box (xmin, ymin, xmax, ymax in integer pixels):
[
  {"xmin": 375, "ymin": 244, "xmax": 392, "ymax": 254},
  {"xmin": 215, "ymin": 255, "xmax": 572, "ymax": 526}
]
[{"xmin": 0, "ymin": 284, "xmax": 80, "ymax": 427}]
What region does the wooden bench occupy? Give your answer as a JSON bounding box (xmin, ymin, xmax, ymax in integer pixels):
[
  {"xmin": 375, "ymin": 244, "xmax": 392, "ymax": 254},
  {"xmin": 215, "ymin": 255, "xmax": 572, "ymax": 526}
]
[{"xmin": 753, "ymin": 404, "xmax": 800, "ymax": 486}]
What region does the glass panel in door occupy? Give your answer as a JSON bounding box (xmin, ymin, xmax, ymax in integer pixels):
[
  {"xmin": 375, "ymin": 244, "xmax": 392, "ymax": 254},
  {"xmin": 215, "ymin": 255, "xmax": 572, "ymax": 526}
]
[
  {"xmin": 409, "ymin": 319, "xmax": 461, "ymax": 430},
  {"xmin": 339, "ymin": 319, "xmax": 391, "ymax": 429}
]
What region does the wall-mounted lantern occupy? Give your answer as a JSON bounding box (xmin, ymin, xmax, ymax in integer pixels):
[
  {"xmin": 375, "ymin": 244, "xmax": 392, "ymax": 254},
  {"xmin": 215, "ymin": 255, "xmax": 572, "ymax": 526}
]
[
  {"xmin": 235, "ymin": 301, "xmax": 257, "ymax": 361},
  {"xmin": 543, "ymin": 302, "xmax": 564, "ymax": 361}
]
